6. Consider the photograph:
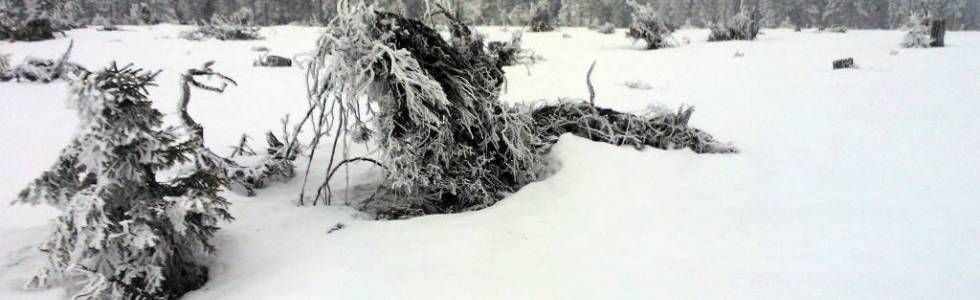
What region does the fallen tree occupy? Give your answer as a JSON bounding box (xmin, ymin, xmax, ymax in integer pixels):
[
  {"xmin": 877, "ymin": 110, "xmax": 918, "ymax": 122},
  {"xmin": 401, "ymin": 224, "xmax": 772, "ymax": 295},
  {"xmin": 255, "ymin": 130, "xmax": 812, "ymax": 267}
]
[
  {"xmin": 0, "ymin": 42, "xmax": 86, "ymax": 83},
  {"xmin": 302, "ymin": 1, "xmax": 735, "ymax": 218}
]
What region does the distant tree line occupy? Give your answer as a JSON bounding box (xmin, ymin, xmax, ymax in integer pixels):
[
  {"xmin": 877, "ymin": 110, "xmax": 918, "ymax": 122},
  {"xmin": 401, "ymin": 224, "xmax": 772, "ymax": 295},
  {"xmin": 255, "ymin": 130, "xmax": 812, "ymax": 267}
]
[{"xmin": 1, "ymin": 0, "xmax": 977, "ymax": 30}]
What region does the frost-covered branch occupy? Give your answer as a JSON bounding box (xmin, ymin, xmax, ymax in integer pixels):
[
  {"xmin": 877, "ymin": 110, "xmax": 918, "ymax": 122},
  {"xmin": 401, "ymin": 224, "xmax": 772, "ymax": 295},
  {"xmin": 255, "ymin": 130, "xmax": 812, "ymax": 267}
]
[{"xmin": 177, "ymin": 62, "xmax": 296, "ymax": 197}]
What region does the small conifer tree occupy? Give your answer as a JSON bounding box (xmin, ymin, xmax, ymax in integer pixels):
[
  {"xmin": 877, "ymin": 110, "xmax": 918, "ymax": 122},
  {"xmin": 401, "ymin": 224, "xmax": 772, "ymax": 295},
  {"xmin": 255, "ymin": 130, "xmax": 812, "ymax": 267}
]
[
  {"xmin": 528, "ymin": 3, "xmax": 555, "ymax": 32},
  {"xmin": 626, "ymin": 0, "xmax": 675, "ymax": 50},
  {"xmin": 16, "ymin": 63, "xmax": 232, "ymax": 299}
]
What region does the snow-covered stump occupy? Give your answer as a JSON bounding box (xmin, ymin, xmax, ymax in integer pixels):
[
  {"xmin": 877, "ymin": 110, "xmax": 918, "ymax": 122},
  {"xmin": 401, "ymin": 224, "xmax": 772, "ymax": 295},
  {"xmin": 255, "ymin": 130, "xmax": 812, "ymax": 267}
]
[
  {"xmin": 254, "ymin": 54, "xmax": 293, "ymax": 67},
  {"xmin": 833, "ymin": 58, "xmax": 855, "ymax": 69}
]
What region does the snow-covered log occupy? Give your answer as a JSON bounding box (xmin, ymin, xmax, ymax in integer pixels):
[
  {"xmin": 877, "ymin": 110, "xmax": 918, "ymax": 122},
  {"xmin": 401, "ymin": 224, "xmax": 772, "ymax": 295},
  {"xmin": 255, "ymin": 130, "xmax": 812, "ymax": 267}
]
[
  {"xmin": 254, "ymin": 54, "xmax": 292, "ymax": 67},
  {"xmin": 832, "ymin": 58, "xmax": 855, "ymax": 69}
]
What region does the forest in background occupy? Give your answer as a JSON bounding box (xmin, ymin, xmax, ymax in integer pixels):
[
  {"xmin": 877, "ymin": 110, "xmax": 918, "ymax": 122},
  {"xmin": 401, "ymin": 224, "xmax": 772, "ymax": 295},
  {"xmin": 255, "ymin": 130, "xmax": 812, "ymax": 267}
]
[{"xmin": 1, "ymin": 0, "xmax": 978, "ymax": 32}]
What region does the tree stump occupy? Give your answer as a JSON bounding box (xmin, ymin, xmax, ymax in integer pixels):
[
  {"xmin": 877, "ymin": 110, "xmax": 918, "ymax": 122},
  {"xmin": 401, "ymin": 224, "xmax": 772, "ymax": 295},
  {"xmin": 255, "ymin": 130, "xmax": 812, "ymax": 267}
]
[
  {"xmin": 929, "ymin": 19, "xmax": 946, "ymax": 47},
  {"xmin": 255, "ymin": 54, "xmax": 292, "ymax": 67},
  {"xmin": 833, "ymin": 58, "xmax": 855, "ymax": 69}
]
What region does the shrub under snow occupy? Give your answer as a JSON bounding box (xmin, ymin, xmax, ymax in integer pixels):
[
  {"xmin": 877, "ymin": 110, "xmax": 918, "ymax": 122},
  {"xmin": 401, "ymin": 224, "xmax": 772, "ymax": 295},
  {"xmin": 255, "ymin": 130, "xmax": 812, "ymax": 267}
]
[
  {"xmin": 594, "ymin": 22, "xmax": 616, "ymax": 34},
  {"xmin": 0, "ymin": 18, "xmax": 61, "ymax": 42},
  {"xmin": 901, "ymin": 15, "xmax": 933, "ymax": 48},
  {"xmin": 180, "ymin": 14, "xmax": 261, "ymax": 41},
  {"xmin": 708, "ymin": 9, "xmax": 761, "ymax": 42}
]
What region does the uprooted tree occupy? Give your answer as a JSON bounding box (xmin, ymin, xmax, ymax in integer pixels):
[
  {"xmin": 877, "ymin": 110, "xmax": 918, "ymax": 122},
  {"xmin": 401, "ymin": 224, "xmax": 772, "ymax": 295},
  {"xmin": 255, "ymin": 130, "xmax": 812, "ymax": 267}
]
[
  {"xmin": 0, "ymin": 42, "xmax": 85, "ymax": 83},
  {"xmin": 300, "ymin": 1, "xmax": 735, "ymax": 219}
]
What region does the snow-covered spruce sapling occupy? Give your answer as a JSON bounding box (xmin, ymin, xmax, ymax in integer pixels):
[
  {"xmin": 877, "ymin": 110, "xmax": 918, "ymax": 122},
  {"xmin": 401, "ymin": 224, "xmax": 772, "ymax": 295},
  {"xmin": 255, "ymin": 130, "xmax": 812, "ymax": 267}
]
[
  {"xmin": 528, "ymin": 2, "xmax": 555, "ymax": 32},
  {"xmin": 901, "ymin": 14, "xmax": 932, "ymax": 48},
  {"xmin": 15, "ymin": 63, "xmax": 232, "ymax": 300},
  {"xmin": 625, "ymin": 0, "xmax": 675, "ymax": 50}
]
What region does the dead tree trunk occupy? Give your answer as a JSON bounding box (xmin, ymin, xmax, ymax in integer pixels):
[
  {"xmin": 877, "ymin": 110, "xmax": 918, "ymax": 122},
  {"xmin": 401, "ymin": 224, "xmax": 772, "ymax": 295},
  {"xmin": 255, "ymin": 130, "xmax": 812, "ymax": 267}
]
[{"xmin": 929, "ymin": 19, "xmax": 946, "ymax": 47}]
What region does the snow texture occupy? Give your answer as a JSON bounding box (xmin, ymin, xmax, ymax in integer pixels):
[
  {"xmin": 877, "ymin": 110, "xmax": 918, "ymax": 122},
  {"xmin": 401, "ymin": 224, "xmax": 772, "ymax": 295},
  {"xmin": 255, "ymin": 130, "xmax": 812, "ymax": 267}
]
[{"xmin": 1, "ymin": 24, "xmax": 979, "ymax": 299}]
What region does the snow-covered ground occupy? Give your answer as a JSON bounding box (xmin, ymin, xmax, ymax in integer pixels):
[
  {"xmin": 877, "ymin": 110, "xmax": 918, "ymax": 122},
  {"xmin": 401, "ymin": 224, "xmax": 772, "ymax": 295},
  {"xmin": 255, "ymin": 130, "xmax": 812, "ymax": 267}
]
[{"xmin": 2, "ymin": 26, "xmax": 979, "ymax": 299}]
